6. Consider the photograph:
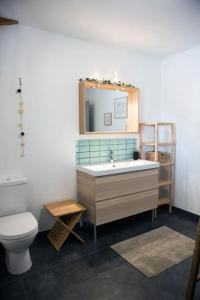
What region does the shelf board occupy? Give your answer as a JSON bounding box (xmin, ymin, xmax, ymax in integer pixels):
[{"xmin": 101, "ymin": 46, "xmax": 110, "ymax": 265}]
[
  {"xmin": 141, "ymin": 142, "xmax": 175, "ymax": 146},
  {"xmin": 160, "ymin": 162, "xmax": 173, "ymax": 167},
  {"xmin": 159, "ymin": 180, "xmax": 172, "ymax": 187},
  {"xmin": 145, "ymin": 161, "xmax": 173, "ymax": 166},
  {"xmin": 140, "ymin": 122, "xmax": 174, "ymax": 127},
  {"xmin": 158, "ymin": 197, "xmax": 171, "ymax": 206},
  {"xmin": 141, "ymin": 142, "xmax": 155, "ymax": 146},
  {"xmin": 140, "ymin": 123, "xmax": 157, "ymax": 127},
  {"xmin": 158, "ymin": 143, "xmax": 175, "ymax": 146}
]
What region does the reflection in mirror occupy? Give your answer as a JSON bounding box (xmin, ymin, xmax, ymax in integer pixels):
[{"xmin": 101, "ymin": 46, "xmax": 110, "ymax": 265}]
[
  {"xmin": 85, "ymin": 89, "xmax": 128, "ymax": 132},
  {"xmin": 79, "ymin": 80, "xmax": 139, "ymax": 134}
]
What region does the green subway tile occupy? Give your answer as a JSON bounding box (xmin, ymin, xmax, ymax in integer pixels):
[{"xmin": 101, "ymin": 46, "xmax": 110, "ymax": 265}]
[
  {"xmin": 118, "ymin": 149, "xmax": 127, "ymax": 155},
  {"xmin": 118, "ymin": 139, "xmax": 126, "ymax": 144},
  {"xmin": 79, "ymin": 145, "xmax": 90, "ymax": 152},
  {"xmin": 100, "ymin": 157, "xmax": 110, "ymax": 163},
  {"xmin": 90, "ymin": 157, "xmax": 100, "ymax": 164},
  {"xmin": 79, "ymin": 152, "xmax": 90, "ymax": 159},
  {"xmin": 100, "ymin": 150, "xmax": 110, "ymax": 157},
  {"xmin": 79, "ymin": 158, "xmax": 90, "ymax": 165},
  {"xmin": 90, "ymin": 145, "xmax": 100, "ymax": 152},
  {"xmin": 111, "ymin": 149, "xmax": 118, "ymax": 156},
  {"xmin": 90, "ymin": 151, "xmax": 99, "ymax": 158},
  {"xmin": 114, "ymin": 157, "xmax": 119, "ymax": 162},
  {"xmin": 110, "ymin": 139, "xmax": 118, "ymax": 145},
  {"xmin": 127, "ymin": 139, "xmax": 135, "ymax": 144},
  {"xmin": 127, "ymin": 144, "xmax": 134, "ymax": 150},
  {"xmin": 89, "ymin": 139, "xmax": 100, "ymax": 146},
  {"xmin": 100, "ymin": 139, "xmax": 110, "ymax": 145},
  {"xmin": 76, "ymin": 137, "xmax": 138, "ymax": 165},
  {"xmin": 117, "ymin": 154, "xmax": 127, "ymax": 161},
  {"xmin": 78, "ymin": 140, "xmax": 89, "ymax": 146},
  {"xmin": 110, "ymin": 144, "xmax": 118, "ymax": 151},
  {"xmin": 118, "ymin": 144, "xmax": 127, "ymax": 150},
  {"xmin": 126, "ymin": 148, "xmax": 134, "ymax": 155},
  {"xmin": 100, "ymin": 145, "xmax": 110, "ymax": 151}
]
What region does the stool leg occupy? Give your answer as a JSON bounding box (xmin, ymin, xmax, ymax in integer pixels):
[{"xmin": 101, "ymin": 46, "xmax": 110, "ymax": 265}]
[{"xmin": 186, "ymin": 219, "xmax": 200, "ymax": 300}]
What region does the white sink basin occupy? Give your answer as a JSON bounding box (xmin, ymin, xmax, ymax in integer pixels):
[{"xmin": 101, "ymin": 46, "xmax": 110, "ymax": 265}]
[{"xmin": 77, "ymin": 160, "xmax": 159, "ymax": 176}]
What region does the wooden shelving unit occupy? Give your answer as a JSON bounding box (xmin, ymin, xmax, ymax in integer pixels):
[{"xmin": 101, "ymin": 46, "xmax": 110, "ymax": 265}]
[
  {"xmin": 139, "ymin": 122, "xmax": 176, "ymax": 212},
  {"xmin": 158, "ymin": 179, "xmax": 173, "ymax": 187}
]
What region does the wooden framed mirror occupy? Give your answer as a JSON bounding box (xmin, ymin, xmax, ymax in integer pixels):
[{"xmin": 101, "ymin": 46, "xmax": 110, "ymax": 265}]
[{"xmin": 79, "ymin": 80, "xmax": 139, "ymax": 134}]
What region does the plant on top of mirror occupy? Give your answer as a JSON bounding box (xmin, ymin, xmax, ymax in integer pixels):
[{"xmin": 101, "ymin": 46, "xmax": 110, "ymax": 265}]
[{"xmin": 79, "ymin": 78, "xmax": 135, "ymax": 88}]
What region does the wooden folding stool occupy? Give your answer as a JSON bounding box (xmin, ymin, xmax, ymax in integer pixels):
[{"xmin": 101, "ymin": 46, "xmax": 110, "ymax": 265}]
[{"xmin": 44, "ymin": 200, "xmax": 86, "ymax": 251}]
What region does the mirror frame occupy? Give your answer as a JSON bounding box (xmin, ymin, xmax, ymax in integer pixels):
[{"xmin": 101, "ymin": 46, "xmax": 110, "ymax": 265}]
[{"xmin": 79, "ymin": 80, "xmax": 139, "ymax": 134}]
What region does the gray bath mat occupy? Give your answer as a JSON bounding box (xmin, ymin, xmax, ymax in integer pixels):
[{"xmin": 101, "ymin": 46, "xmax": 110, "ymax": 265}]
[{"xmin": 111, "ymin": 226, "xmax": 194, "ymax": 278}]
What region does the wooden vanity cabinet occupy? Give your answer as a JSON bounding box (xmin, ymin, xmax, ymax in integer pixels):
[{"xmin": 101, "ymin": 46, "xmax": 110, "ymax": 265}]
[{"xmin": 77, "ymin": 168, "xmax": 159, "ymax": 227}]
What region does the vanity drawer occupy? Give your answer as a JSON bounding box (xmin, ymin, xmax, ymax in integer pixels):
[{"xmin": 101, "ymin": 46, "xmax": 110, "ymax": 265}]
[
  {"xmin": 95, "ymin": 169, "xmax": 158, "ymax": 201},
  {"xmin": 96, "ymin": 189, "xmax": 158, "ymax": 225}
]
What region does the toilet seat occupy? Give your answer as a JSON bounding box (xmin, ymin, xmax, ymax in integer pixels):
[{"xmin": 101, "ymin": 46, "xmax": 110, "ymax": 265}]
[{"xmin": 0, "ymin": 212, "xmax": 38, "ymax": 240}]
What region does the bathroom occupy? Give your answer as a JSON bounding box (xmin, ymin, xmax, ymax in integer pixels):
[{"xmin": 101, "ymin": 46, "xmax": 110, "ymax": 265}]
[{"xmin": 0, "ymin": 1, "xmax": 200, "ymax": 299}]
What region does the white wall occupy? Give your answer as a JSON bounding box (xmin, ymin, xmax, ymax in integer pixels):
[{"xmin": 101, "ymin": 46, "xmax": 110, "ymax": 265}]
[
  {"xmin": 0, "ymin": 25, "xmax": 162, "ymax": 230},
  {"xmin": 161, "ymin": 46, "xmax": 200, "ymax": 215}
]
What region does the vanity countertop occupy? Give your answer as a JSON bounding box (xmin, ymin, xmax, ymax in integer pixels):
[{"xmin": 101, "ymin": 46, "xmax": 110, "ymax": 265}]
[{"xmin": 76, "ymin": 160, "xmax": 160, "ymax": 177}]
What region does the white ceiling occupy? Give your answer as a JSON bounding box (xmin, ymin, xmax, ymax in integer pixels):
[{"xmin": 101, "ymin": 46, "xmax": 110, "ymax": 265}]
[{"xmin": 1, "ymin": 0, "xmax": 200, "ymax": 58}]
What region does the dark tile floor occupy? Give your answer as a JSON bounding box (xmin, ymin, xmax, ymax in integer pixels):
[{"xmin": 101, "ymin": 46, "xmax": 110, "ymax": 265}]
[{"xmin": 0, "ymin": 207, "xmax": 199, "ymax": 300}]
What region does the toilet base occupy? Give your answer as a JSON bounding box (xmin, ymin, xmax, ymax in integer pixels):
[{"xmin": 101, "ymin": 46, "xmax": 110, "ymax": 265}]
[{"xmin": 5, "ymin": 249, "xmax": 32, "ymax": 275}]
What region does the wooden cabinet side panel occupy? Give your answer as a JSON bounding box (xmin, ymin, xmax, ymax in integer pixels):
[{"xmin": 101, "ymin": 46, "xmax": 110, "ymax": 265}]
[
  {"xmin": 96, "ymin": 189, "xmax": 158, "ymax": 225},
  {"xmin": 77, "ymin": 171, "xmax": 95, "ymax": 224},
  {"xmin": 127, "ymin": 88, "xmax": 139, "ymax": 132},
  {"xmin": 79, "ymin": 82, "xmax": 85, "ymax": 134},
  {"xmin": 95, "ymin": 169, "xmax": 158, "ymax": 201}
]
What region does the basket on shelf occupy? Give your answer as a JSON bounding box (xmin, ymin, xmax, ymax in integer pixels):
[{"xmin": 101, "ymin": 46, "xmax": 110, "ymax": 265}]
[{"xmin": 146, "ymin": 151, "xmax": 170, "ymax": 163}]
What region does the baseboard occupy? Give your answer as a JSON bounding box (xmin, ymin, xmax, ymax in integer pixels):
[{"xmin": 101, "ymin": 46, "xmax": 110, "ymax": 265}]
[
  {"xmin": 37, "ymin": 205, "xmax": 199, "ymax": 235},
  {"xmin": 172, "ymin": 206, "xmax": 199, "ymax": 221}
]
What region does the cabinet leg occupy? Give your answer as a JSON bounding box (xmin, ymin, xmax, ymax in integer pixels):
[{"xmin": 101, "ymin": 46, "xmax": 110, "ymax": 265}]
[
  {"xmin": 152, "ymin": 209, "xmax": 155, "ymax": 222},
  {"xmin": 154, "ymin": 208, "xmax": 157, "ymax": 220},
  {"xmin": 94, "ymin": 224, "xmax": 97, "ymax": 244}
]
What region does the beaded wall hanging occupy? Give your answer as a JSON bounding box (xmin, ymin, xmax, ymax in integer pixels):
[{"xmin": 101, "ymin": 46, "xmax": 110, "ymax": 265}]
[{"xmin": 17, "ymin": 77, "xmax": 25, "ymax": 157}]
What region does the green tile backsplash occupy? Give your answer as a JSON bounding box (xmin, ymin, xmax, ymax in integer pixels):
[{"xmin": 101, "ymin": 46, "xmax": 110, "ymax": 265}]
[{"xmin": 76, "ymin": 138, "xmax": 137, "ymax": 165}]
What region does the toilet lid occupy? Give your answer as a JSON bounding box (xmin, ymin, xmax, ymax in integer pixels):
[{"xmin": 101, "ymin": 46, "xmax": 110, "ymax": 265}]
[{"xmin": 0, "ymin": 212, "xmax": 38, "ymax": 240}]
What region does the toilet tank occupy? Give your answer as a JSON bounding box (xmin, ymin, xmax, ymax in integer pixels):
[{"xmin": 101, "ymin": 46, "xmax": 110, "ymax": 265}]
[{"xmin": 0, "ymin": 177, "xmax": 28, "ymax": 217}]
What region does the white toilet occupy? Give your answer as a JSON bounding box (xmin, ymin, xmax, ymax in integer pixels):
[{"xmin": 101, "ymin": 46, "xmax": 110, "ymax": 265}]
[{"xmin": 0, "ymin": 177, "xmax": 38, "ymax": 275}]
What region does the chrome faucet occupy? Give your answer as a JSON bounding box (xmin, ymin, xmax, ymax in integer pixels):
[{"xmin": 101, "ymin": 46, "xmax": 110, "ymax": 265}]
[{"xmin": 110, "ymin": 150, "xmax": 114, "ymax": 164}]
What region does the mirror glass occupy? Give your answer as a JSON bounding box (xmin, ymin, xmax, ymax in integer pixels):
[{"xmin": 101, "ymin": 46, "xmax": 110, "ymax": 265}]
[{"xmin": 85, "ymin": 88, "xmax": 128, "ymax": 132}]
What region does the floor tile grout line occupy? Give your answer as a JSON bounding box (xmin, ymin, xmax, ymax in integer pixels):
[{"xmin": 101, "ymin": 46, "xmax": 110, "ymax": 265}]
[
  {"xmin": 19, "ymin": 277, "xmax": 29, "ymax": 300},
  {"xmin": 0, "ymin": 208, "xmax": 198, "ymax": 300},
  {"xmin": 0, "ymin": 276, "xmax": 19, "ymax": 288},
  {"xmin": 48, "ymin": 245, "xmax": 110, "ymax": 271},
  {"xmin": 18, "ymin": 244, "xmax": 109, "ymax": 281}
]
